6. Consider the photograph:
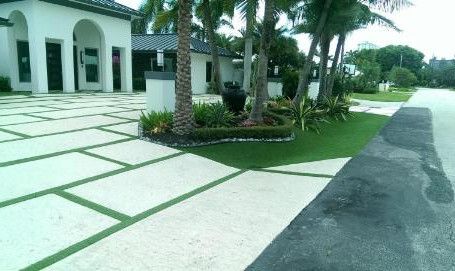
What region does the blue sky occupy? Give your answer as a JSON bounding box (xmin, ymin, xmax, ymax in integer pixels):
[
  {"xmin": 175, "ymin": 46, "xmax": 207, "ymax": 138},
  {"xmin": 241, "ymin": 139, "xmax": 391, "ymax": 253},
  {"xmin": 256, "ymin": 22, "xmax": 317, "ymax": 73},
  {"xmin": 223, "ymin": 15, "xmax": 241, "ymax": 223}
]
[{"xmin": 118, "ymin": 0, "xmax": 455, "ymax": 61}]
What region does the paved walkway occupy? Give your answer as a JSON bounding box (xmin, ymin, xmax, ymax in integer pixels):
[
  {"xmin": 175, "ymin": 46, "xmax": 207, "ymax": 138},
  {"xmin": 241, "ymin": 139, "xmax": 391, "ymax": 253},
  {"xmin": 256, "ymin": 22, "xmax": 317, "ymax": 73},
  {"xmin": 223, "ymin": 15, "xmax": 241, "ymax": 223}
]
[
  {"xmin": 350, "ymin": 98, "xmax": 403, "ymax": 116},
  {"xmin": 0, "ymin": 93, "xmax": 350, "ymax": 270},
  {"xmin": 248, "ymin": 88, "xmax": 455, "ymax": 270}
]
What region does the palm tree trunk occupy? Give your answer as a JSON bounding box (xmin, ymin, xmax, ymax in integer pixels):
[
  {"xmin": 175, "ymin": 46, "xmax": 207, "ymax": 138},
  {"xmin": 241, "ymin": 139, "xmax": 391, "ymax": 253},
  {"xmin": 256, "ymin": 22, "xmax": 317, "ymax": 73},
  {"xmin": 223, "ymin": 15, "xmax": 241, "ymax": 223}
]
[
  {"xmin": 317, "ymin": 32, "xmax": 331, "ymax": 102},
  {"xmin": 173, "ymin": 0, "xmax": 194, "ymax": 135},
  {"xmin": 243, "ymin": 14, "xmax": 254, "ymax": 95},
  {"xmin": 203, "ymin": 0, "xmax": 224, "ymax": 94},
  {"xmin": 292, "ymin": 0, "xmax": 333, "ymax": 106},
  {"xmin": 249, "ymin": 0, "xmax": 275, "ymax": 122},
  {"xmin": 327, "ymin": 33, "xmax": 346, "ymax": 96}
]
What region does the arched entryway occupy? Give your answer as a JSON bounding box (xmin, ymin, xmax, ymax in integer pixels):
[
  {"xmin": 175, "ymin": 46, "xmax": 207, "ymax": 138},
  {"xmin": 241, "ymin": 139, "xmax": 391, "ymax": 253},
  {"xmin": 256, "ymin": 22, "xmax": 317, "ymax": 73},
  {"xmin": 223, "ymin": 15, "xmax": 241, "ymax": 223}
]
[
  {"xmin": 7, "ymin": 11, "xmax": 31, "ymax": 91},
  {"xmin": 73, "ymin": 19, "xmax": 105, "ymax": 91}
]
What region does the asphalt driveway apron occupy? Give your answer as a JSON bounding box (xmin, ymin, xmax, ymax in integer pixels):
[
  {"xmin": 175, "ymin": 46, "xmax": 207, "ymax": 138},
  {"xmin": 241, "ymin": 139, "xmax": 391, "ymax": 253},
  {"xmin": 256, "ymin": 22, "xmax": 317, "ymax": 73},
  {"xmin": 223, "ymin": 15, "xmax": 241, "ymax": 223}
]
[{"xmin": 248, "ymin": 99, "xmax": 455, "ymax": 270}]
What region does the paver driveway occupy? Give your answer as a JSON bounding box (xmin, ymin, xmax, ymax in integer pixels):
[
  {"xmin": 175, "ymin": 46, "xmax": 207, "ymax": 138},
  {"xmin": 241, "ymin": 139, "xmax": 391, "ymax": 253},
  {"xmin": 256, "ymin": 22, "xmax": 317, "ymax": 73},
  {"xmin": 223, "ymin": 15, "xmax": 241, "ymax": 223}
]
[{"xmin": 0, "ymin": 93, "xmax": 348, "ymax": 270}]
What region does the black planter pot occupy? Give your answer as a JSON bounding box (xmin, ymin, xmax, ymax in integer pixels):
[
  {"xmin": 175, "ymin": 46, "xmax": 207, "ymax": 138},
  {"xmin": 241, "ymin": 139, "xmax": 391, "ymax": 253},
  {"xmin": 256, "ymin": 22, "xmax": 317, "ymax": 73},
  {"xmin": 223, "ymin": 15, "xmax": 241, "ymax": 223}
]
[{"xmin": 222, "ymin": 87, "xmax": 247, "ymax": 114}]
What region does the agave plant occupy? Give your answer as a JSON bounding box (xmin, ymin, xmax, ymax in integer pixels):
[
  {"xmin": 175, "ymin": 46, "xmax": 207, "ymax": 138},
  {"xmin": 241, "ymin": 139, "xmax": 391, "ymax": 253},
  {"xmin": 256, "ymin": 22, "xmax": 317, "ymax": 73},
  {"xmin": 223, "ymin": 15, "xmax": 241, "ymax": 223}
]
[
  {"xmin": 322, "ymin": 95, "xmax": 353, "ymax": 121},
  {"xmin": 290, "ymin": 98, "xmax": 329, "ymax": 134}
]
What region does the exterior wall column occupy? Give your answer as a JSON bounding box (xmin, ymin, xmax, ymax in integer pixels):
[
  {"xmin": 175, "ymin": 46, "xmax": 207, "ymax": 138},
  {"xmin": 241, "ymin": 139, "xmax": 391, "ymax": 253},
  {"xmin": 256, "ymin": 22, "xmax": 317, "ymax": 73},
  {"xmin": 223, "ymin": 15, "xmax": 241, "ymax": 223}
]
[
  {"xmin": 28, "ymin": 25, "xmax": 48, "ymax": 93},
  {"xmin": 62, "ymin": 35, "xmax": 75, "ymax": 93},
  {"xmin": 7, "ymin": 26, "xmax": 20, "ymax": 91},
  {"xmin": 122, "ymin": 47, "xmax": 133, "ymax": 92},
  {"xmin": 102, "ymin": 41, "xmax": 113, "ymax": 92}
]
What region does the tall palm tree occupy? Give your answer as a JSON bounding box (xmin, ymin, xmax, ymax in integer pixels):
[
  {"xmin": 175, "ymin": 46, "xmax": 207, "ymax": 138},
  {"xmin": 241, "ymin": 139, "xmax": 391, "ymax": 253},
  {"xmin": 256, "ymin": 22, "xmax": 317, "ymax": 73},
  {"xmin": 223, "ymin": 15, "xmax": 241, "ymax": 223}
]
[
  {"xmin": 173, "ymin": 0, "xmax": 194, "ymax": 135},
  {"xmin": 249, "ymin": 0, "xmax": 276, "ymax": 122},
  {"xmin": 325, "ymin": 2, "xmax": 400, "ymax": 97},
  {"xmin": 237, "ymin": 0, "xmax": 259, "ymax": 95},
  {"xmin": 197, "ymin": 0, "xmax": 235, "ymax": 94},
  {"xmin": 292, "ymin": 0, "xmax": 411, "ymax": 105}
]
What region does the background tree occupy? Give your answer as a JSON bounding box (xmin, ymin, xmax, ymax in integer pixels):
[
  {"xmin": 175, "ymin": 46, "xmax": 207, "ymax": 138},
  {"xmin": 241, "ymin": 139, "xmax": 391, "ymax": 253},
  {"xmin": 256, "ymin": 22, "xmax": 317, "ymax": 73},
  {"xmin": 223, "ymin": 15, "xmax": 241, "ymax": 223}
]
[
  {"xmin": 173, "ymin": 0, "xmax": 194, "ymax": 135},
  {"xmin": 388, "ymin": 66, "xmax": 417, "ymax": 87},
  {"xmin": 376, "ymin": 45, "xmax": 424, "ymax": 76},
  {"xmin": 292, "ymin": 0, "xmax": 411, "ymax": 105}
]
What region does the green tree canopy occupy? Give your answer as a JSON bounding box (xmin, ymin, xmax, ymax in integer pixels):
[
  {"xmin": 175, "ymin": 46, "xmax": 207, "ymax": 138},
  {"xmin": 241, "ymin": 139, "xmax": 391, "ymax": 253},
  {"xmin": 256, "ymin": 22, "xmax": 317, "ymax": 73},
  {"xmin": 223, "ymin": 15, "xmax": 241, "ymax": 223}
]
[{"xmin": 376, "ymin": 45, "xmax": 424, "ymax": 75}]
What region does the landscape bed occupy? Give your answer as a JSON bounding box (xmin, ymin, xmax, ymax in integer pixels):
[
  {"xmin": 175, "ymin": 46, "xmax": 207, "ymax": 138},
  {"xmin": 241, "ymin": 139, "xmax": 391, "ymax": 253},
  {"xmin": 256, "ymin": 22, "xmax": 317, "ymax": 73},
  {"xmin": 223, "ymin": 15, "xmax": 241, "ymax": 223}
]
[{"xmin": 139, "ymin": 112, "xmax": 295, "ymax": 147}]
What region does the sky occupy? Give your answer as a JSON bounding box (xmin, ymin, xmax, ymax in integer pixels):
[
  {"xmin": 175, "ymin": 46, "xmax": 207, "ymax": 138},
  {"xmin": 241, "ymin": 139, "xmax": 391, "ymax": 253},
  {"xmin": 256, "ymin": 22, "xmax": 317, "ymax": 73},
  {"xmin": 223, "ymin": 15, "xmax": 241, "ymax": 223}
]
[{"xmin": 117, "ymin": 0, "xmax": 455, "ymax": 61}]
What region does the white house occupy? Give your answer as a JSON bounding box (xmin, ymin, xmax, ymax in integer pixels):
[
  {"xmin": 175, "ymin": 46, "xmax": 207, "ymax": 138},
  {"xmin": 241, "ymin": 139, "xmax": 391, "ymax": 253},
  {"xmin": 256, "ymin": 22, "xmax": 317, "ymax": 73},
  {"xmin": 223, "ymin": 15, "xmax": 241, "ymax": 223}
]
[
  {"xmin": 132, "ymin": 34, "xmax": 240, "ymax": 94},
  {"xmin": 0, "ymin": 0, "xmax": 141, "ymax": 93}
]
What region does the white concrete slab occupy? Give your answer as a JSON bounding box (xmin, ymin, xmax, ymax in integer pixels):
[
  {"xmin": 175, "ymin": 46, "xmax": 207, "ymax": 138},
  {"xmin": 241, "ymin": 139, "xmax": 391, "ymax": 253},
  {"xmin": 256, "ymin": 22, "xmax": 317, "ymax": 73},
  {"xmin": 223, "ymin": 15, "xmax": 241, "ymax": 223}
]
[
  {"xmin": 67, "ymin": 154, "xmax": 238, "ymax": 216},
  {"xmin": 366, "ymin": 107, "xmax": 399, "ymax": 116},
  {"xmin": 0, "ymin": 95, "xmax": 28, "ymax": 100},
  {"xmin": 0, "ymin": 100, "xmax": 68, "ymax": 109},
  {"xmin": 114, "ymin": 103, "xmax": 146, "ymax": 110},
  {"xmin": 268, "ymin": 157, "xmax": 352, "ymax": 176},
  {"xmin": 0, "ymin": 195, "xmax": 118, "ymax": 270},
  {"xmin": 0, "ymin": 114, "xmax": 44, "ymax": 126},
  {"xmin": 107, "ymin": 110, "xmax": 142, "ymax": 120},
  {"xmin": 0, "ymin": 152, "xmax": 122, "ymax": 202},
  {"xmin": 3, "ymin": 115, "xmax": 128, "ymax": 136},
  {"xmin": 49, "ymin": 171, "xmax": 329, "ymax": 271},
  {"xmin": 51, "ymin": 101, "xmax": 128, "ymax": 110},
  {"xmin": 86, "ymin": 140, "xmax": 180, "ymax": 165},
  {"xmin": 30, "ymin": 107, "xmax": 133, "ymax": 119},
  {"xmin": 0, "ymin": 129, "xmax": 128, "ymax": 164},
  {"xmin": 0, "ymin": 106, "xmax": 56, "ymax": 116},
  {"xmin": 0, "ymin": 130, "xmax": 21, "ymax": 142},
  {"xmin": 103, "ymin": 122, "xmax": 138, "ymax": 136}
]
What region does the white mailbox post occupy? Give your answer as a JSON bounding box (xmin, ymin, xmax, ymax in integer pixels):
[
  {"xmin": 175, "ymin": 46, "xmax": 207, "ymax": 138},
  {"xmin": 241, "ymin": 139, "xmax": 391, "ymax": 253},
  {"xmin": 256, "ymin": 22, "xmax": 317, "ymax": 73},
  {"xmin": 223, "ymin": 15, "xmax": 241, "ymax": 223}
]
[{"xmin": 145, "ymin": 71, "xmax": 176, "ymax": 112}]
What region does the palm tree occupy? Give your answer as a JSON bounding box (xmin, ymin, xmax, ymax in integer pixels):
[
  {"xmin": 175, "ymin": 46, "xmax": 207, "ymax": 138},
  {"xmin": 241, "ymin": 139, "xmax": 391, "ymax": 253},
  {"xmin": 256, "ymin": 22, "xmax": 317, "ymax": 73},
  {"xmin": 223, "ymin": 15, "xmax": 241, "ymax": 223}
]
[
  {"xmin": 325, "ymin": 2, "xmax": 400, "ymax": 97},
  {"xmin": 237, "ymin": 0, "xmax": 259, "ymax": 95},
  {"xmin": 173, "ymin": 0, "xmax": 194, "ymax": 135},
  {"xmin": 197, "ymin": 0, "xmax": 235, "ymax": 94},
  {"xmin": 249, "ymin": 0, "xmax": 276, "ymax": 122},
  {"xmin": 292, "ymin": 0, "xmax": 411, "ymax": 105}
]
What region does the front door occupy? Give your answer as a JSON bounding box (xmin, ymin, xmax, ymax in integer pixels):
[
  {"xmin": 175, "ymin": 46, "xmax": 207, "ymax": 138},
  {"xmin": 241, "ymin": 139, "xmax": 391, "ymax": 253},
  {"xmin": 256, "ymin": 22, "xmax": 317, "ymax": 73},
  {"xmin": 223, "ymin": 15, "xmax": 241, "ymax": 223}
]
[
  {"xmin": 46, "ymin": 42, "xmax": 63, "ymax": 91},
  {"xmin": 112, "ymin": 48, "xmax": 121, "ymax": 91},
  {"xmin": 73, "ymin": 46, "xmax": 79, "ymax": 90}
]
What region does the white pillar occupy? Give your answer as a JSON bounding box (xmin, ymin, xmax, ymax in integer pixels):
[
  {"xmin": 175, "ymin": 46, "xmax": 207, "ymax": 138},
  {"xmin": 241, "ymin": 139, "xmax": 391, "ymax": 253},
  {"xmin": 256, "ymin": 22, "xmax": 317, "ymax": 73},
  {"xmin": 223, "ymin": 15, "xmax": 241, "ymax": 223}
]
[
  {"xmin": 28, "ymin": 28, "xmax": 48, "ymax": 93},
  {"xmin": 146, "ymin": 72, "xmax": 176, "ymax": 112},
  {"xmin": 7, "ymin": 26, "xmax": 20, "ymax": 91},
  {"xmin": 124, "ymin": 47, "xmax": 133, "ymax": 93},
  {"xmin": 62, "ymin": 36, "xmax": 75, "ymax": 93},
  {"xmin": 102, "ymin": 43, "xmax": 113, "ymax": 92}
]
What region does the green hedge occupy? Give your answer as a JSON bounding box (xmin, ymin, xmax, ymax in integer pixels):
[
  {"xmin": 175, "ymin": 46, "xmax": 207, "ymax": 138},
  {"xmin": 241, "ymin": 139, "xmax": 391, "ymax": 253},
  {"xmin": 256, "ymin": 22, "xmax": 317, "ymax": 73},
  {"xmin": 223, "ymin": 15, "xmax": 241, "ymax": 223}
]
[
  {"xmin": 0, "ymin": 76, "xmax": 12, "ymax": 92},
  {"xmin": 192, "ymin": 113, "xmax": 294, "ymax": 141}
]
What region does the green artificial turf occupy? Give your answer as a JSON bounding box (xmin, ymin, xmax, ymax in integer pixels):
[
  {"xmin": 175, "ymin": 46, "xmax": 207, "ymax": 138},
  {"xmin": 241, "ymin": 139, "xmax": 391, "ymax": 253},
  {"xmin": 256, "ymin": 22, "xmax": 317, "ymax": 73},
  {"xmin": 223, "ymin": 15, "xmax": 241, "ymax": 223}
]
[
  {"xmin": 352, "ymin": 92, "xmax": 412, "ymax": 102},
  {"xmin": 181, "ymin": 112, "xmax": 390, "ymax": 169}
]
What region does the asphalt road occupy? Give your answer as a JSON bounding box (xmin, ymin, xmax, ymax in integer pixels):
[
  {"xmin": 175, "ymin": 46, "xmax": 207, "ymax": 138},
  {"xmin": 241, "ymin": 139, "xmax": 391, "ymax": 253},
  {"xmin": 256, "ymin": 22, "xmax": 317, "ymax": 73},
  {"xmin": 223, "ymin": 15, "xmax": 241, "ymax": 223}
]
[{"xmin": 247, "ymin": 89, "xmax": 455, "ymax": 271}]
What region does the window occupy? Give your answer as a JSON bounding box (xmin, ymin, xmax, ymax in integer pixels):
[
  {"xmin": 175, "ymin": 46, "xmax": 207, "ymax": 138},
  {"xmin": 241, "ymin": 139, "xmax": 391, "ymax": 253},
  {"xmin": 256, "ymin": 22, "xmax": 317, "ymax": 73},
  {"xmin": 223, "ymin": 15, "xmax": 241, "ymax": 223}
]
[
  {"xmin": 17, "ymin": 41, "xmax": 31, "ymax": 82},
  {"xmin": 85, "ymin": 48, "xmax": 99, "ymax": 82},
  {"xmin": 206, "ymin": 62, "xmax": 212, "ymax": 82}
]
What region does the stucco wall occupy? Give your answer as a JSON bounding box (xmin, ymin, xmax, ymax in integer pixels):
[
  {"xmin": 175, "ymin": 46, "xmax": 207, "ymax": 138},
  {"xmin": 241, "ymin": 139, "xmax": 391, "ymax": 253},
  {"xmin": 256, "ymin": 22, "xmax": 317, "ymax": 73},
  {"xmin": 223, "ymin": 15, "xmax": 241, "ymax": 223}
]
[
  {"xmin": 191, "ymin": 52, "xmax": 235, "ymax": 94},
  {"xmin": 0, "ymin": 0, "xmax": 133, "ymax": 93}
]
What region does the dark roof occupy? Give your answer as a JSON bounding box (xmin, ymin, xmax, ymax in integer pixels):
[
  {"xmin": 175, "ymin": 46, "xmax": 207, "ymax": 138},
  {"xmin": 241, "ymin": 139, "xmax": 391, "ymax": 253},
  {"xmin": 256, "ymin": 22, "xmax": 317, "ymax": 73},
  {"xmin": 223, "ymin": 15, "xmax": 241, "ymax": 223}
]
[
  {"xmin": 79, "ymin": 0, "xmax": 143, "ymax": 17},
  {"xmin": 132, "ymin": 34, "xmax": 240, "ymax": 58},
  {"xmin": 0, "ymin": 17, "xmax": 13, "ymax": 27},
  {"xmin": 2, "ymin": 0, "xmax": 144, "ymax": 20}
]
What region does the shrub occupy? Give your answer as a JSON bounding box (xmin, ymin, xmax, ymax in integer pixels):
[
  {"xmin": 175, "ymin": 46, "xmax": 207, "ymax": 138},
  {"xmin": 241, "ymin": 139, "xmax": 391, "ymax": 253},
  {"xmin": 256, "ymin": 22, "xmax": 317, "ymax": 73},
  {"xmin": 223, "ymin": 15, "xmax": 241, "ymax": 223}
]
[
  {"xmin": 0, "ymin": 76, "xmax": 12, "ymax": 92},
  {"xmin": 206, "ymin": 82, "xmax": 219, "ymax": 94},
  {"xmin": 206, "ymin": 102, "xmax": 235, "ymax": 128},
  {"xmin": 192, "ymin": 102, "xmax": 235, "ymax": 128},
  {"xmin": 133, "ymin": 78, "xmax": 146, "ymax": 91},
  {"xmin": 192, "ymin": 113, "xmax": 293, "ymax": 141},
  {"xmin": 388, "ymin": 67, "xmax": 417, "ymax": 88},
  {"xmin": 140, "ymin": 110, "xmax": 173, "ymax": 134},
  {"xmin": 322, "ymin": 95, "xmax": 353, "ymax": 121},
  {"xmin": 290, "ymin": 98, "xmax": 329, "ymax": 134},
  {"xmin": 282, "ymin": 70, "xmax": 299, "ymax": 99}
]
